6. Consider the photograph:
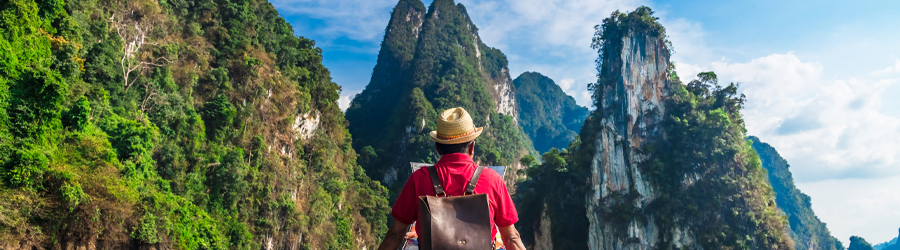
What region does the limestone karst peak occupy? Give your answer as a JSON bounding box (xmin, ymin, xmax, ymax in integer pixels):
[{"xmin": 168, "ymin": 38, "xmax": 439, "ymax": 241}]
[{"xmin": 346, "ymin": 0, "xmax": 535, "ymax": 197}]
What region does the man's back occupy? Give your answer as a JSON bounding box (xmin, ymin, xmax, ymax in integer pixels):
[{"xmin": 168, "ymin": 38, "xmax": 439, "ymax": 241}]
[
  {"xmin": 391, "ymin": 153, "xmax": 518, "ymax": 239},
  {"xmin": 378, "ymin": 107, "xmax": 525, "ymax": 250}
]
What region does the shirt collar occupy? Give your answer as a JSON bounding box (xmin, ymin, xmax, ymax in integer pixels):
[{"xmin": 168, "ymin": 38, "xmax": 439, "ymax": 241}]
[{"xmin": 437, "ymin": 153, "xmax": 475, "ymax": 165}]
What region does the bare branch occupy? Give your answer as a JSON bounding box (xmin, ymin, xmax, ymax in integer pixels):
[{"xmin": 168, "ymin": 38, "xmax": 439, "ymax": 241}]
[
  {"xmin": 110, "ymin": 5, "xmax": 171, "ymax": 97},
  {"xmin": 154, "ymin": 57, "xmax": 174, "ymax": 64},
  {"xmin": 140, "ymin": 62, "xmax": 166, "ymax": 67},
  {"xmin": 138, "ymin": 81, "xmax": 159, "ymax": 121}
]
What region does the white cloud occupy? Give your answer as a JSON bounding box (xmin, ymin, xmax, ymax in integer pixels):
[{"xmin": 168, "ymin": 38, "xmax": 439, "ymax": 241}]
[
  {"xmin": 454, "ymin": 0, "xmax": 646, "ymax": 108},
  {"xmin": 338, "ymin": 92, "xmax": 359, "ymax": 112},
  {"xmin": 662, "ymin": 18, "xmax": 712, "ymax": 65},
  {"xmin": 559, "ymin": 78, "xmax": 575, "ymax": 92},
  {"xmin": 274, "ymin": 0, "xmax": 647, "ymax": 108},
  {"xmin": 690, "ymin": 53, "xmax": 900, "ymax": 182},
  {"xmin": 682, "ymin": 51, "xmax": 900, "ymax": 249},
  {"xmin": 458, "ymin": 0, "xmax": 644, "ymax": 48},
  {"xmin": 673, "ymin": 62, "xmax": 704, "ymax": 81},
  {"xmin": 270, "ymin": 0, "xmax": 396, "ymax": 43},
  {"xmin": 576, "ymin": 89, "xmax": 593, "ymax": 108},
  {"xmin": 554, "ymin": 78, "xmax": 593, "ymax": 106},
  {"xmin": 873, "ymin": 59, "xmax": 900, "ymax": 77},
  {"xmin": 797, "ymin": 175, "xmax": 900, "ymax": 245}
]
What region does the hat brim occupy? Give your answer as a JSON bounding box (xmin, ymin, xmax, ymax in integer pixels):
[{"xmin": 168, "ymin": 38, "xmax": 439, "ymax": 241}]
[{"xmin": 429, "ymin": 127, "xmax": 483, "ymax": 144}]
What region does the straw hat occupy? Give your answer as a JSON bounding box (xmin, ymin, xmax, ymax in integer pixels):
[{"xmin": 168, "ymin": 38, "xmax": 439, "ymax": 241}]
[{"xmin": 429, "ymin": 107, "xmax": 483, "ymax": 144}]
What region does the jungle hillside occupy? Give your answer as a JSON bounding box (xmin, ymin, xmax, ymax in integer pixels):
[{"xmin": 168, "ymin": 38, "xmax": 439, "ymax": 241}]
[{"xmin": 0, "ymin": 0, "xmax": 390, "ymax": 248}]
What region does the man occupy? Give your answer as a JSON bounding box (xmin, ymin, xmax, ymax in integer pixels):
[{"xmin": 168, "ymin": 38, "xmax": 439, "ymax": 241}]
[{"xmin": 378, "ymin": 107, "xmax": 526, "ymax": 250}]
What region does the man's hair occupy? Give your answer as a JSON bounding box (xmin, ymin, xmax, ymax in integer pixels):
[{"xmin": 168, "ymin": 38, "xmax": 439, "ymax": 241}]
[{"xmin": 435, "ymin": 140, "xmax": 474, "ymax": 155}]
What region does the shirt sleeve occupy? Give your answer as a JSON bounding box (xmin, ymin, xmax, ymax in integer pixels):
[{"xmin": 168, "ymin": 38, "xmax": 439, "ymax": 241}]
[
  {"xmin": 492, "ymin": 177, "xmax": 519, "ymax": 227},
  {"xmin": 390, "ymin": 172, "xmax": 418, "ymax": 225}
]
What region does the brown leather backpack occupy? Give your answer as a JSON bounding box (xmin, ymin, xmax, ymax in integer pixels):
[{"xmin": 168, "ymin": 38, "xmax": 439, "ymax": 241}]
[{"xmin": 417, "ymin": 165, "xmax": 492, "ymax": 250}]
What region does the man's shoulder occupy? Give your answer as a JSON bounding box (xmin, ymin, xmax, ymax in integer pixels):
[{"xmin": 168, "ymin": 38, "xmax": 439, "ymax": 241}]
[
  {"xmin": 478, "ymin": 166, "xmax": 504, "ymax": 184},
  {"xmin": 411, "ymin": 167, "xmax": 430, "ymax": 179}
]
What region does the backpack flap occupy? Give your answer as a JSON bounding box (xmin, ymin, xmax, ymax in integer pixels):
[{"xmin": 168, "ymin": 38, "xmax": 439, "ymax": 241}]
[{"xmin": 418, "ymin": 194, "xmax": 491, "ymax": 250}]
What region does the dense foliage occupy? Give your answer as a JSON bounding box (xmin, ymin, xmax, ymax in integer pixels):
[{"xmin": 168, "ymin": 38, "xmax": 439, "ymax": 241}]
[
  {"xmin": 513, "ymin": 72, "xmax": 588, "ymax": 153},
  {"xmin": 850, "ymin": 236, "xmax": 876, "ymax": 250},
  {"xmin": 345, "ymin": 0, "xmax": 425, "ymax": 162},
  {"xmin": 0, "ymin": 0, "xmax": 389, "ymax": 248},
  {"xmin": 638, "ymin": 71, "xmax": 792, "ymax": 249},
  {"xmin": 751, "ymin": 136, "xmax": 845, "ymax": 250},
  {"xmin": 516, "ymin": 7, "xmax": 794, "ymax": 249},
  {"xmin": 514, "ymin": 143, "xmax": 591, "ymax": 249},
  {"xmin": 346, "ymin": 0, "xmax": 535, "ymax": 199}
]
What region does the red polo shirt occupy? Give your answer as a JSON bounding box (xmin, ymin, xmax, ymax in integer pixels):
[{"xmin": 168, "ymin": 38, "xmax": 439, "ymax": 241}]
[{"xmin": 391, "ymin": 153, "xmax": 519, "ymax": 238}]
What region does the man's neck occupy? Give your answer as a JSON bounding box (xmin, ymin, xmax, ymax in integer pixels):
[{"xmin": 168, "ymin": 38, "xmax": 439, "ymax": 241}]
[{"xmin": 438, "ymin": 153, "xmax": 474, "ymax": 163}]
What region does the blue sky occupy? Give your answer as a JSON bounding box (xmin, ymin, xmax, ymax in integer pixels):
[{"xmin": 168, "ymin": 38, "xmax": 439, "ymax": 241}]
[{"xmin": 271, "ymin": 0, "xmax": 900, "ymax": 245}]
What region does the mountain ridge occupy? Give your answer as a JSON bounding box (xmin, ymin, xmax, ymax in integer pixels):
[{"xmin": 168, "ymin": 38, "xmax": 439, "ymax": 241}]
[
  {"xmin": 750, "ymin": 136, "xmax": 845, "ymax": 250},
  {"xmin": 0, "ymin": 0, "xmax": 390, "ymax": 248},
  {"xmin": 345, "ymin": 0, "xmax": 536, "ymax": 199},
  {"xmin": 875, "ymin": 229, "xmax": 900, "ymax": 250},
  {"xmin": 513, "ymin": 72, "xmax": 589, "ymax": 153}
]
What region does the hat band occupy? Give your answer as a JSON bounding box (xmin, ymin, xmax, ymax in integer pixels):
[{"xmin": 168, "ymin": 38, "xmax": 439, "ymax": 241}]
[{"xmin": 437, "ymin": 127, "xmax": 476, "ymax": 140}]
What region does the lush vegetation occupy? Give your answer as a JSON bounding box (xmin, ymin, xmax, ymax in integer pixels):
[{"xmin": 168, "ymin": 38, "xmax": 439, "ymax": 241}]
[
  {"xmin": 514, "ymin": 143, "xmax": 591, "ymax": 249},
  {"xmin": 850, "ymin": 236, "xmax": 876, "ymax": 250},
  {"xmin": 0, "ymin": 0, "xmax": 389, "ymax": 248},
  {"xmin": 513, "ymin": 72, "xmax": 588, "ymax": 154},
  {"xmin": 344, "ymin": 0, "xmax": 425, "ymax": 166},
  {"xmin": 751, "ymin": 136, "xmax": 845, "ymax": 250},
  {"xmin": 637, "ymin": 71, "xmax": 793, "ymax": 249},
  {"xmin": 346, "ymin": 0, "xmax": 535, "ymax": 199},
  {"xmin": 515, "ymin": 7, "xmax": 794, "ymax": 249}
]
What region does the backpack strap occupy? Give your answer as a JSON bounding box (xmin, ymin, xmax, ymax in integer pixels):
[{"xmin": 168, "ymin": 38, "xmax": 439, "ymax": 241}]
[
  {"xmin": 465, "ymin": 165, "xmax": 484, "ymax": 195},
  {"xmin": 426, "ymin": 166, "xmax": 446, "ymax": 196}
]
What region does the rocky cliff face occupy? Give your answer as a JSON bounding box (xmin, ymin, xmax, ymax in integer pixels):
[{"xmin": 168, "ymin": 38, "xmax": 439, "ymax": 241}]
[
  {"xmin": 488, "ymin": 67, "xmax": 518, "ymax": 121},
  {"xmin": 533, "ymin": 204, "xmax": 554, "ymax": 250},
  {"xmin": 585, "ymin": 26, "xmax": 675, "ymax": 250},
  {"xmin": 520, "ymin": 7, "xmax": 792, "ymax": 250},
  {"xmin": 459, "ymin": 7, "xmax": 519, "ymax": 121}
]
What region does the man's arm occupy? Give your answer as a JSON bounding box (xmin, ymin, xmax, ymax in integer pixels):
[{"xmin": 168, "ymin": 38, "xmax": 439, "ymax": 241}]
[
  {"xmin": 382, "ymin": 168, "xmax": 419, "ymax": 250},
  {"xmin": 499, "ymin": 225, "xmax": 526, "ymax": 250},
  {"xmin": 377, "ymin": 221, "xmax": 410, "ymax": 250}
]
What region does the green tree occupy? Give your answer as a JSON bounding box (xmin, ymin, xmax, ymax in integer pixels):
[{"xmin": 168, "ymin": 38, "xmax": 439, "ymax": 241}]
[
  {"xmin": 1, "ymin": 147, "xmax": 49, "ymax": 189},
  {"xmin": 519, "ymin": 155, "xmax": 536, "ymax": 169},
  {"xmin": 201, "ymin": 94, "xmax": 236, "ymax": 140},
  {"xmin": 849, "ymin": 236, "xmax": 875, "ymax": 250},
  {"xmin": 206, "ymin": 148, "xmax": 248, "ymax": 209},
  {"xmin": 63, "ymin": 96, "xmax": 91, "ymax": 131}
]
